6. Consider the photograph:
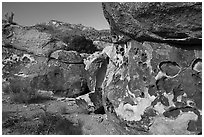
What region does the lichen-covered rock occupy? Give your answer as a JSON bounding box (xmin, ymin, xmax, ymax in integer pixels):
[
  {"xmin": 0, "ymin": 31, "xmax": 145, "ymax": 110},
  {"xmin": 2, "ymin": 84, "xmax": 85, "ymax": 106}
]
[
  {"xmin": 102, "ymin": 2, "xmax": 202, "ymax": 44},
  {"xmin": 76, "ymin": 45, "xmax": 116, "ymax": 114},
  {"xmin": 100, "ymin": 40, "xmax": 201, "ymax": 135},
  {"xmin": 100, "ymin": 2, "xmax": 202, "ymax": 135}
]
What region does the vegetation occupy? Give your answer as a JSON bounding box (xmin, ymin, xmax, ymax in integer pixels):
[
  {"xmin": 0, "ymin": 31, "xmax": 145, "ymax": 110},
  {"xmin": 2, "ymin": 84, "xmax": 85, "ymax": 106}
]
[
  {"xmin": 2, "ymin": 111, "xmax": 83, "ymax": 135},
  {"xmin": 5, "ymin": 78, "xmax": 52, "ymax": 104}
]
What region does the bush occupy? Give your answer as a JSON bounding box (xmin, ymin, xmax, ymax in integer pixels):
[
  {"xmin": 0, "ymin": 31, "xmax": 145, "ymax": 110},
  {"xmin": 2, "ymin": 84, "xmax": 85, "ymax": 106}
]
[
  {"xmin": 2, "ymin": 112, "xmax": 83, "ymax": 135},
  {"xmin": 9, "ymin": 79, "xmax": 36, "ymax": 104},
  {"xmin": 10, "ymin": 88, "xmax": 35, "ymax": 104},
  {"xmin": 8, "ymin": 78, "xmax": 52, "ymax": 104}
]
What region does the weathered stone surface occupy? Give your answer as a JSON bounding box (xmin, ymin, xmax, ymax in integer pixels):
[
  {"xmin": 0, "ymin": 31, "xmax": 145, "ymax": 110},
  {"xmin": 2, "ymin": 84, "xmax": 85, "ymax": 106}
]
[
  {"xmin": 102, "ymin": 2, "xmax": 201, "ymax": 44},
  {"xmin": 75, "ymin": 45, "xmax": 116, "ymax": 114},
  {"xmin": 100, "ymin": 40, "xmax": 201, "ymax": 135},
  {"xmin": 100, "ymin": 2, "xmax": 202, "ymax": 135},
  {"xmin": 3, "ymin": 17, "xmax": 112, "ymax": 98},
  {"xmin": 2, "ymin": 47, "xmax": 89, "ymax": 98},
  {"xmin": 84, "ymin": 51, "xmax": 108, "ymax": 91},
  {"xmin": 2, "ymin": 25, "xmax": 67, "ymax": 57},
  {"xmin": 30, "ymin": 59, "xmax": 89, "ymax": 97},
  {"xmin": 50, "ymin": 50, "xmax": 83, "ymax": 63}
]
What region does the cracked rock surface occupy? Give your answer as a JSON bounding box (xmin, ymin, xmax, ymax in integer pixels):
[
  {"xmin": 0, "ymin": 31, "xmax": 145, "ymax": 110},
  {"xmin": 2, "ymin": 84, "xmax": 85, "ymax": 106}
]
[{"xmin": 102, "ymin": 2, "xmax": 201, "ymax": 44}]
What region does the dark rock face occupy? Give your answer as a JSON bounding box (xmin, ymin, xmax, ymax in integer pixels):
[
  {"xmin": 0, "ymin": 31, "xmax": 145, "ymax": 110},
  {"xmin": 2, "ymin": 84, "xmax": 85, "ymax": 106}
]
[
  {"xmin": 102, "ymin": 2, "xmax": 201, "ymax": 44},
  {"xmin": 101, "ymin": 2, "xmax": 202, "ymax": 135}
]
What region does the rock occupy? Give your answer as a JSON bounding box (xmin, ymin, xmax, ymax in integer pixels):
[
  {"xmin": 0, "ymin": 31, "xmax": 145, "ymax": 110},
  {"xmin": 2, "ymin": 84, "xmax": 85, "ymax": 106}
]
[
  {"xmin": 29, "ymin": 57, "xmax": 89, "ymax": 97},
  {"xmin": 75, "ymin": 89, "xmax": 105, "ymax": 114},
  {"xmin": 34, "ymin": 20, "xmax": 113, "ymax": 53},
  {"xmin": 50, "ymin": 50, "xmax": 83, "ymax": 64},
  {"xmin": 80, "ymin": 53, "xmax": 90, "ymax": 60},
  {"xmin": 76, "ymin": 46, "xmax": 115, "ymax": 114},
  {"xmin": 2, "ymin": 16, "xmax": 112, "ymax": 98},
  {"xmin": 2, "ymin": 47, "xmax": 32, "ymax": 79},
  {"xmin": 2, "ymin": 24, "xmax": 67, "ymax": 57},
  {"xmin": 99, "ymin": 2, "xmax": 202, "ymax": 134},
  {"xmin": 102, "ymin": 2, "xmax": 202, "ymax": 44},
  {"xmin": 45, "ymin": 20, "xmax": 112, "ymax": 43},
  {"xmin": 84, "ymin": 51, "xmax": 108, "ymax": 91},
  {"xmin": 73, "ymin": 50, "xmax": 109, "ymax": 114},
  {"xmin": 3, "ymin": 48, "xmax": 90, "ymax": 98},
  {"xmin": 100, "ymin": 40, "xmax": 201, "ymax": 135},
  {"xmin": 93, "ymin": 41, "xmax": 113, "ymax": 51}
]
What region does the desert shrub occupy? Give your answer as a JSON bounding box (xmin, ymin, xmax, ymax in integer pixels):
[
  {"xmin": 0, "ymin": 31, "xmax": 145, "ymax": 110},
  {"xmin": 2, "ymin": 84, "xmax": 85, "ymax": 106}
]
[
  {"xmin": 8, "ymin": 78, "xmax": 52, "ymax": 104},
  {"xmin": 10, "ymin": 88, "xmax": 52, "ymax": 104},
  {"xmin": 3, "ymin": 112, "xmax": 83, "ymax": 135},
  {"xmin": 10, "ymin": 88, "xmax": 35, "ymax": 104},
  {"xmin": 54, "ymin": 117, "xmax": 83, "ymax": 135}
]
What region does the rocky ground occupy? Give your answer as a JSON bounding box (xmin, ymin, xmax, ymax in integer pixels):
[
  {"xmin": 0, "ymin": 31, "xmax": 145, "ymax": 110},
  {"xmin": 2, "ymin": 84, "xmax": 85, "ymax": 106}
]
[{"xmin": 2, "ymin": 94, "xmax": 119, "ymax": 135}]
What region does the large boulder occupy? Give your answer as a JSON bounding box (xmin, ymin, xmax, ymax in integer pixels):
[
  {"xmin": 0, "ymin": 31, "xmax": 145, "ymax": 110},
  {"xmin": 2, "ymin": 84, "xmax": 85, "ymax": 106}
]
[
  {"xmin": 3, "ymin": 48, "xmax": 89, "ymax": 98},
  {"xmin": 101, "ymin": 41, "xmax": 201, "ymax": 135},
  {"xmin": 2, "ymin": 16, "xmax": 110, "ymax": 98},
  {"xmin": 2, "ymin": 24, "xmax": 67, "ymax": 57},
  {"xmin": 102, "ymin": 2, "xmax": 201, "ymax": 44},
  {"xmin": 101, "ymin": 2, "xmax": 202, "ymax": 135}
]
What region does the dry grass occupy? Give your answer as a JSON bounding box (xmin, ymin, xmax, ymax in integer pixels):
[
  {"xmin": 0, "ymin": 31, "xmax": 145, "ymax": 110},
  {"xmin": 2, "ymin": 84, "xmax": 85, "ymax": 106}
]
[
  {"xmin": 5, "ymin": 78, "xmax": 53, "ymax": 104},
  {"xmin": 2, "ymin": 111, "xmax": 83, "ymax": 135}
]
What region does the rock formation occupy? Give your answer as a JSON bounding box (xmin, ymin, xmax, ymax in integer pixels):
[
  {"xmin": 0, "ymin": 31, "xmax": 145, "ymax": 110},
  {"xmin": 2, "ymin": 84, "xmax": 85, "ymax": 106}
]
[
  {"xmin": 96, "ymin": 2, "xmax": 202, "ymax": 135},
  {"xmin": 2, "ymin": 2, "xmax": 202, "ymax": 135},
  {"xmin": 2, "ymin": 14, "xmax": 111, "ymax": 98}
]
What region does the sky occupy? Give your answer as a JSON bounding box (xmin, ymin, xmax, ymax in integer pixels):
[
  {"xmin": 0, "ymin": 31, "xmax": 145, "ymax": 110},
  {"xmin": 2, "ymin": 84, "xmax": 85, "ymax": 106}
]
[{"xmin": 2, "ymin": 2, "xmax": 110, "ymax": 30}]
